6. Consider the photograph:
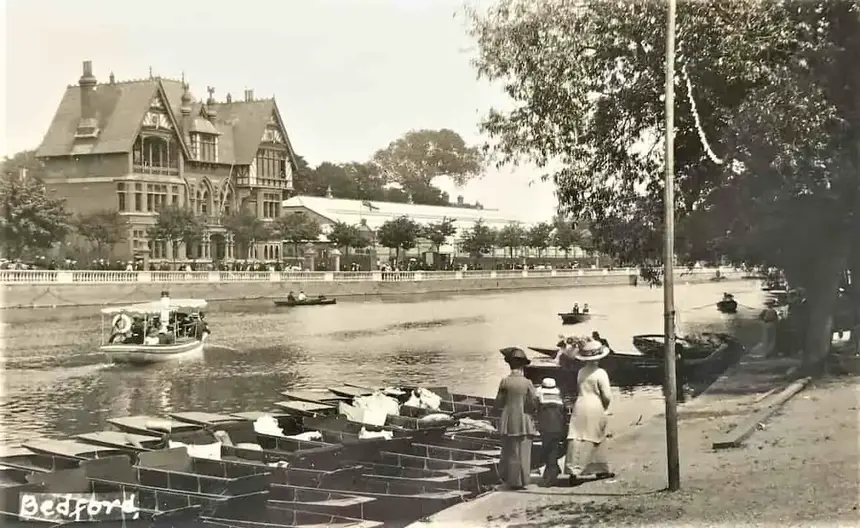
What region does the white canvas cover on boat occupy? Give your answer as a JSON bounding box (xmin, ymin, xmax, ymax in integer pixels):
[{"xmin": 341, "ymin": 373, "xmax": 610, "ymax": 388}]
[{"xmin": 100, "ymin": 299, "xmax": 208, "ymax": 316}]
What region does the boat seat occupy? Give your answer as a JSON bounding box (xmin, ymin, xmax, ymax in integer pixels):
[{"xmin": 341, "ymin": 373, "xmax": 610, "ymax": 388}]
[
  {"xmin": 80, "ymin": 455, "xmax": 137, "ymax": 483},
  {"xmin": 137, "ymin": 447, "xmax": 193, "ymax": 471}
]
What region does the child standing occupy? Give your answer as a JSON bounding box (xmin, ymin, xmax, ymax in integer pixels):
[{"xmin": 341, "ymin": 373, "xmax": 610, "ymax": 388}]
[{"xmin": 536, "ymin": 377, "xmax": 567, "ymax": 486}]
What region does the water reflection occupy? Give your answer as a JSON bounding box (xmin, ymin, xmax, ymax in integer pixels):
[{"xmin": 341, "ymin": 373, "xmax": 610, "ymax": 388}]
[{"xmin": 0, "ymin": 280, "xmax": 764, "ymax": 443}]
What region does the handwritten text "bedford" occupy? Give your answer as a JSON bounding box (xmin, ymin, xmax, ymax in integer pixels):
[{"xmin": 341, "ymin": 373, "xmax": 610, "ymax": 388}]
[{"xmin": 19, "ymin": 492, "xmax": 140, "ymax": 522}]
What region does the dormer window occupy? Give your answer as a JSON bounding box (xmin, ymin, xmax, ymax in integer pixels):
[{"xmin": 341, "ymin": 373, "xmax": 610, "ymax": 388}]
[{"xmin": 191, "ymin": 132, "xmax": 218, "ymax": 162}]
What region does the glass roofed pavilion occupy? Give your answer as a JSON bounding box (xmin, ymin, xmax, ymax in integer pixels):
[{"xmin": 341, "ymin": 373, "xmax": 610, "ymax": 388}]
[{"xmin": 281, "ymin": 194, "xmax": 531, "ymax": 264}]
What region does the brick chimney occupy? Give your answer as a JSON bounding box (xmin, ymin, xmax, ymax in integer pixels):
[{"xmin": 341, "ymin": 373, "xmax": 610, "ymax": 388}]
[
  {"xmin": 244, "ymin": 89, "xmax": 254, "ymax": 102},
  {"xmin": 75, "ymin": 60, "xmax": 99, "ymax": 138}
]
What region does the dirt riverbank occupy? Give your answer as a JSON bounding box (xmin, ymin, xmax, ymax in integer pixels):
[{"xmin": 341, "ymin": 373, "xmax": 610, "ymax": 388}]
[{"xmin": 413, "ymin": 359, "xmax": 859, "ymax": 527}]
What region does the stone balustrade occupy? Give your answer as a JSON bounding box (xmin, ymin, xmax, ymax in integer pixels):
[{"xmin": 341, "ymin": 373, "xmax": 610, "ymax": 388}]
[{"xmin": 0, "ymin": 267, "xmax": 734, "ymax": 285}]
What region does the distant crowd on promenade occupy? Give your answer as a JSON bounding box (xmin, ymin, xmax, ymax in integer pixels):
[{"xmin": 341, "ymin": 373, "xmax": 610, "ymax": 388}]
[{"xmin": 1, "ymin": 256, "xmax": 613, "ymax": 274}]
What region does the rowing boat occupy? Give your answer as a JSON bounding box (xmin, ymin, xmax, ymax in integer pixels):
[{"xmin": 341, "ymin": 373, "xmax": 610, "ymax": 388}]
[
  {"xmin": 522, "ymin": 333, "xmax": 745, "ymax": 391},
  {"xmin": 716, "ymin": 299, "xmax": 738, "ymax": 314},
  {"xmin": 557, "ymin": 312, "xmax": 591, "ymax": 325},
  {"xmin": 273, "ymin": 297, "xmax": 337, "ymax": 307}
]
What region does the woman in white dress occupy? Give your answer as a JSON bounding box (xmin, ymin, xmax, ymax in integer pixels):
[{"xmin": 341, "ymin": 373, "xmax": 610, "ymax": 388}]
[{"xmin": 565, "ymin": 338, "xmax": 615, "ymax": 485}]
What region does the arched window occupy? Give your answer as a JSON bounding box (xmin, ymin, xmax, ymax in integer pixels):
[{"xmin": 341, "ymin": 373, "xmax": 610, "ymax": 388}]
[
  {"xmin": 195, "ymin": 190, "xmax": 203, "ymax": 215},
  {"xmin": 219, "ymin": 190, "xmax": 232, "ymax": 215},
  {"xmin": 201, "ymin": 189, "xmax": 210, "ymax": 215}
]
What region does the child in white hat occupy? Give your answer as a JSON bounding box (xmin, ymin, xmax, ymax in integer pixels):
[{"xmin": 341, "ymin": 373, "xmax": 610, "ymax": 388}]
[{"xmin": 536, "ymin": 377, "xmax": 566, "ymax": 486}]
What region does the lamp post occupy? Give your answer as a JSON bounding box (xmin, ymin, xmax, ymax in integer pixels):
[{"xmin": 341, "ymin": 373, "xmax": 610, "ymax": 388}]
[{"xmin": 663, "ymin": 0, "xmax": 681, "ymax": 492}]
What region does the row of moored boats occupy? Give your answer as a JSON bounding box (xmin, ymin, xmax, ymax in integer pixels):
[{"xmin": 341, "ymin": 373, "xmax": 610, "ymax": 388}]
[{"xmin": 0, "ymin": 385, "xmax": 519, "ymax": 528}]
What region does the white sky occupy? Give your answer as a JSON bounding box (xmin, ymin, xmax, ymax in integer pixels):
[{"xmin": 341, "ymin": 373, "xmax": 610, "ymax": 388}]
[{"xmin": 1, "ymin": 0, "xmax": 559, "ymax": 223}]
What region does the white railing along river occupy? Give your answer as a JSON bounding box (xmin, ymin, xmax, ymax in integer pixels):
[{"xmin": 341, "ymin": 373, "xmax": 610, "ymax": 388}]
[{"xmin": 0, "ymin": 268, "xmax": 734, "ymax": 285}]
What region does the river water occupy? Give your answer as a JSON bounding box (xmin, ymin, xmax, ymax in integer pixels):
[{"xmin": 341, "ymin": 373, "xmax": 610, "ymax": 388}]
[{"xmin": 0, "ymin": 280, "xmax": 765, "ymax": 444}]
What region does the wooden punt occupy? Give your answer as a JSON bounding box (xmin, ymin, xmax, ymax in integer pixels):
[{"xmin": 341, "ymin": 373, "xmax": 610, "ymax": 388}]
[
  {"xmin": 341, "ymin": 383, "xmax": 499, "ymax": 416},
  {"xmin": 75, "ymin": 430, "xmax": 354, "ymax": 485},
  {"xmin": 108, "ymin": 415, "xmax": 204, "ymax": 436},
  {"xmin": 22, "ymin": 438, "xmax": 132, "ymax": 462},
  {"xmin": 170, "ymin": 412, "xmax": 496, "ymax": 490},
  {"xmin": 0, "ymin": 482, "xmax": 69, "ymax": 528},
  {"xmin": 281, "ymin": 390, "xmax": 351, "ymax": 405},
  {"xmin": 78, "ymin": 457, "xmax": 263, "ymax": 517},
  {"xmin": 0, "ymin": 445, "xmax": 79, "ymax": 474},
  {"xmin": 200, "ymin": 505, "xmax": 381, "ymax": 528},
  {"xmin": 302, "ymin": 416, "xmax": 485, "ymax": 453},
  {"xmin": 275, "ymin": 401, "xmax": 339, "ymax": 418},
  {"xmin": 268, "ymin": 482, "xmax": 470, "ymax": 525},
  {"xmin": 267, "ymin": 485, "xmax": 377, "ymax": 519}
]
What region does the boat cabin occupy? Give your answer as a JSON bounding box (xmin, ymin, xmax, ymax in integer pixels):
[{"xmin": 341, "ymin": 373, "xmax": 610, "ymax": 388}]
[{"xmin": 100, "ymin": 298, "xmax": 209, "ymax": 346}]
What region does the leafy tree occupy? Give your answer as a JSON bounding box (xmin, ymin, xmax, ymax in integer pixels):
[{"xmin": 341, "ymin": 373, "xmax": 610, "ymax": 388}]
[
  {"xmin": 222, "ymin": 210, "xmax": 270, "ymax": 259},
  {"xmin": 467, "ymin": 0, "xmax": 860, "ymax": 370},
  {"xmin": 270, "ymin": 213, "xmax": 322, "ymax": 259},
  {"xmin": 377, "ymin": 216, "xmax": 420, "ymax": 263},
  {"xmin": 289, "ymin": 154, "xmax": 314, "ymax": 195},
  {"xmin": 421, "ymin": 217, "xmax": 458, "ymax": 252},
  {"xmin": 1, "ymin": 150, "xmax": 46, "ymax": 181},
  {"xmin": 496, "ymin": 223, "xmax": 525, "ymax": 260},
  {"xmin": 0, "ymin": 171, "xmax": 71, "ymax": 260},
  {"xmin": 552, "ymin": 217, "xmax": 595, "ymax": 260},
  {"xmin": 75, "ymin": 210, "xmax": 128, "ymax": 258},
  {"xmin": 149, "ymin": 205, "xmax": 203, "ymax": 265},
  {"xmin": 420, "ymin": 217, "xmax": 458, "ymax": 269},
  {"xmin": 326, "ymin": 221, "xmax": 366, "ymax": 260},
  {"xmin": 526, "ymin": 222, "xmax": 553, "ymax": 259},
  {"xmin": 459, "ymin": 218, "xmax": 496, "ymax": 262},
  {"xmin": 370, "ymin": 129, "xmax": 484, "ymax": 188}
]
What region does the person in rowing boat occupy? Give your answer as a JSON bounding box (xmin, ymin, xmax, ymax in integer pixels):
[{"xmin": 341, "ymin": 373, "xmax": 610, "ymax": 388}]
[
  {"xmin": 286, "ymin": 291, "xmax": 297, "ymax": 302},
  {"xmin": 582, "ymin": 303, "xmax": 590, "ymax": 315},
  {"xmin": 572, "ymin": 303, "xmax": 580, "ymax": 315},
  {"xmin": 495, "ymin": 347, "xmax": 540, "ymax": 490},
  {"xmin": 565, "ymin": 339, "xmax": 615, "ymax": 485},
  {"xmin": 297, "ymin": 290, "xmax": 308, "ymax": 301}
]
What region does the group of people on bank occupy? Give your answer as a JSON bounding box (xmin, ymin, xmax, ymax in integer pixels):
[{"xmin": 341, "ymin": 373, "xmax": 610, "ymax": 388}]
[{"xmin": 494, "ymin": 337, "xmax": 614, "ymax": 489}]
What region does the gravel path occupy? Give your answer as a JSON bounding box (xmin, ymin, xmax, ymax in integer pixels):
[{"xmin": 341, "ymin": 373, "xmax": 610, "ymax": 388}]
[{"xmin": 412, "ymin": 369, "xmax": 859, "ymax": 527}]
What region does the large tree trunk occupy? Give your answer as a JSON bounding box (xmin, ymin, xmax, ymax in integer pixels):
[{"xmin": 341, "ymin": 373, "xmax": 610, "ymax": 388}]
[
  {"xmin": 849, "ymin": 244, "xmax": 860, "ymax": 354},
  {"xmin": 802, "ymin": 239, "xmax": 851, "ymax": 373}
]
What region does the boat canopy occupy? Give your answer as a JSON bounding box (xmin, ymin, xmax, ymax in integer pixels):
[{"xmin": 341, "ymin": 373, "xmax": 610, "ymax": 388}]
[{"xmin": 100, "ymin": 299, "xmax": 208, "ymax": 316}]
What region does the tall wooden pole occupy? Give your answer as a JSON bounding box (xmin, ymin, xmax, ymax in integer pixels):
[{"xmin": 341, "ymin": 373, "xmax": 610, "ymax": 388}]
[{"xmin": 663, "ymin": 0, "xmax": 681, "ymax": 492}]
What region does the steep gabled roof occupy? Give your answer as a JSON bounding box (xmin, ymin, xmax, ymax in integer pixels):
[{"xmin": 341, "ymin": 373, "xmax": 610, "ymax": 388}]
[
  {"xmin": 37, "ymin": 80, "xmax": 160, "ymax": 157},
  {"xmin": 211, "ymin": 99, "xmax": 276, "ymax": 165},
  {"xmin": 37, "ymin": 72, "xmax": 298, "ymax": 167}
]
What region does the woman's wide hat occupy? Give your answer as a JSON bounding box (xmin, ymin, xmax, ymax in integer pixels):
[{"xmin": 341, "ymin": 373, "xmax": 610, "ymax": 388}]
[
  {"xmin": 499, "ymin": 347, "xmax": 531, "ymax": 365},
  {"xmin": 572, "ymin": 339, "xmax": 610, "ymax": 361}
]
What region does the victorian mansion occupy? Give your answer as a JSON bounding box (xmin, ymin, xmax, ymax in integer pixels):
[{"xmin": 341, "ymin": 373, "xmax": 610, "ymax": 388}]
[{"xmin": 36, "ymin": 61, "xmax": 299, "ymax": 263}]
